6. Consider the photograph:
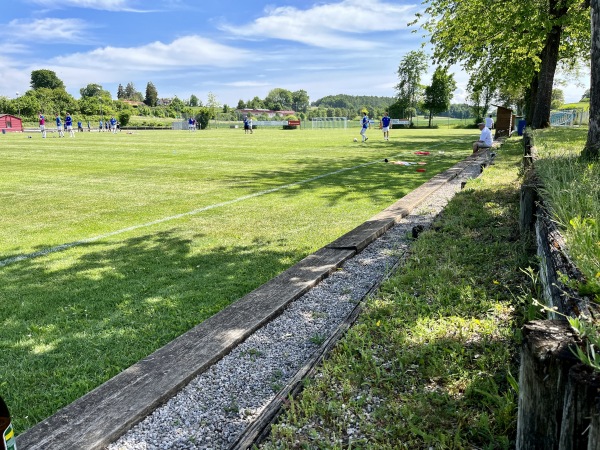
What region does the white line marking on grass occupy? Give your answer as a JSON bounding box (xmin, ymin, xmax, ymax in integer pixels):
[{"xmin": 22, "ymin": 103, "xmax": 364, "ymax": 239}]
[{"xmin": 1, "ymin": 140, "xmax": 468, "ymax": 268}]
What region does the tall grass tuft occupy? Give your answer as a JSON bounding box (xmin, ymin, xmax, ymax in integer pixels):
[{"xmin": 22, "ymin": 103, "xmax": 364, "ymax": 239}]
[{"xmin": 534, "ymin": 128, "xmax": 600, "ymax": 302}]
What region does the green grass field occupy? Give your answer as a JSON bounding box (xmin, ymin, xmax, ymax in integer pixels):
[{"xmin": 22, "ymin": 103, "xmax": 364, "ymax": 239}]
[{"xmin": 0, "ymin": 126, "xmax": 478, "ymax": 432}]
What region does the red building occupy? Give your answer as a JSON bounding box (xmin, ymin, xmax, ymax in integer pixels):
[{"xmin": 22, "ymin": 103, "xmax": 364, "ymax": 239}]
[{"xmin": 0, "ymin": 114, "xmax": 23, "ymax": 133}]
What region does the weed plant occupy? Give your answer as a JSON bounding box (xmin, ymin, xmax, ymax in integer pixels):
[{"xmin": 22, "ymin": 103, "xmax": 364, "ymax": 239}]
[{"xmin": 264, "ymin": 137, "xmax": 537, "ymax": 448}]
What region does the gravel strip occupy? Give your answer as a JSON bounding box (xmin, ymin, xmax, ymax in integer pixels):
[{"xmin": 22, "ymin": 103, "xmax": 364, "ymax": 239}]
[{"xmin": 109, "ymin": 158, "xmax": 484, "ymax": 450}]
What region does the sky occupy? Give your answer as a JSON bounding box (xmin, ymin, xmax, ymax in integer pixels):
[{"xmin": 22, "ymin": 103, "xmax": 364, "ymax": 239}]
[{"xmin": 0, "ymin": 0, "xmax": 590, "ymax": 107}]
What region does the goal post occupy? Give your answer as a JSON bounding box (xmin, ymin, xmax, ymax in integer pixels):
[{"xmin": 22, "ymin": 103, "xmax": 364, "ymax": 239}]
[{"xmin": 311, "ymin": 117, "xmax": 348, "ymax": 129}]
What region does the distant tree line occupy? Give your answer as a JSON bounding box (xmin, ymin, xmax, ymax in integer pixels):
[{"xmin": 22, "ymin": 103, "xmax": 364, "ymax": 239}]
[
  {"xmin": 1, "ymin": 70, "xmax": 224, "ymax": 128},
  {"xmin": 8, "ymin": 66, "xmax": 580, "ymax": 131}
]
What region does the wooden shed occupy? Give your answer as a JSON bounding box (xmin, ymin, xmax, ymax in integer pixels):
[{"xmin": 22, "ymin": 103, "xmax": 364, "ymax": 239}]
[
  {"xmin": 0, "ymin": 114, "xmax": 23, "ymax": 133},
  {"xmin": 493, "ymin": 105, "xmax": 513, "ymax": 139}
]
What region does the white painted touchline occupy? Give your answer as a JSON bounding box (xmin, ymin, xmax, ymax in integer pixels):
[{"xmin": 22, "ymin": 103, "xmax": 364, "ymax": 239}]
[{"xmin": 1, "ymin": 141, "xmax": 466, "ymax": 268}]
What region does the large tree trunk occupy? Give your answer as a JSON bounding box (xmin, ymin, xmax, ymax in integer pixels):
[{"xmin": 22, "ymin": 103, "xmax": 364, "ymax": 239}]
[
  {"xmin": 525, "ymin": 76, "xmax": 539, "ymax": 126},
  {"xmin": 583, "ymin": 0, "xmax": 600, "ymax": 160},
  {"xmin": 531, "ymin": 0, "xmax": 568, "ymax": 129}
]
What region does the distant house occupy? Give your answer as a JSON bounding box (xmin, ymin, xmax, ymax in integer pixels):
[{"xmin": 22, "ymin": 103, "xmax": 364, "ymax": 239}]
[
  {"xmin": 237, "ymin": 108, "xmax": 296, "ymax": 118},
  {"xmin": 0, "ymin": 114, "xmax": 23, "ymax": 133}
]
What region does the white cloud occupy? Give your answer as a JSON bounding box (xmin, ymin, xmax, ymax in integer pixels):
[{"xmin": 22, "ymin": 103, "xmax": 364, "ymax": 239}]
[
  {"xmin": 4, "ymin": 18, "xmax": 93, "ymax": 43},
  {"xmin": 220, "ymin": 0, "xmax": 418, "ymax": 50},
  {"xmin": 52, "ymin": 35, "xmax": 254, "ymax": 72},
  {"xmin": 0, "ymin": 56, "xmax": 31, "ymax": 95}
]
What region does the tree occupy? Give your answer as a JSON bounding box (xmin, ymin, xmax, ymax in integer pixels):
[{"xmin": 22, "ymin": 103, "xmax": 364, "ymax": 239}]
[
  {"xmin": 118, "ymin": 110, "xmax": 132, "ymax": 127},
  {"xmin": 420, "ymin": 0, "xmax": 589, "ymax": 129},
  {"xmin": 581, "ymin": 89, "xmax": 591, "ymax": 101},
  {"xmin": 80, "ymin": 84, "xmax": 102, "ymax": 98},
  {"xmin": 170, "ymin": 97, "xmax": 185, "ymax": 117},
  {"xmin": 195, "ymin": 107, "xmax": 214, "ymax": 129},
  {"xmin": 468, "ymin": 80, "xmax": 495, "ymax": 125},
  {"xmin": 264, "ymin": 88, "xmax": 293, "ymax": 111},
  {"xmin": 292, "ymin": 90, "xmax": 310, "ymax": 112},
  {"xmin": 236, "ymin": 99, "xmax": 246, "ymax": 110},
  {"xmin": 189, "ymin": 94, "xmax": 199, "ymax": 107},
  {"xmin": 422, "ymin": 67, "xmax": 456, "ymax": 127},
  {"xmin": 117, "ymin": 84, "xmax": 125, "ymax": 99},
  {"xmin": 124, "ymin": 82, "xmax": 136, "ymax": 99},
  {"xmin": 52, "ymin": 89, "xmax": 78, "ymax": 114},
  {"xmin": 206, "ymin": 92, "xmax": 221, "ymax": 125},
  {"xmin": 144, "ymin": 82, "xmax": 158, "ymax": 107},
  {"xmin": 79, "ymin": 96, "xmax": 100, "ymax": 116},
  {"xmin": 247, "ymin": 96, "xmax": 264, "ymax": 109},
  {"xmin": 396, "ymin": 50, "xmax": 428, "ymax": 124},
  {"xmin": 583, "ymin": 0, "xmax": 599, "ymax": 160},
  {"xmin": 551, "ymin": 89, "xmax": 565, "ymax": 110},
  {"xmin": 30, "ymin": 70, "xmax": 65, "ymax": 90}
]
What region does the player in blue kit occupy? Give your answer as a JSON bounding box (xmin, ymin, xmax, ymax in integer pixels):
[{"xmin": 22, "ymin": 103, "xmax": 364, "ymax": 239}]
[
  {"xmin": 65, "ymin": 112, "xmax": 75, "ymax": 137},
  {"xmin": 360, "ymin": 112, "xmax": 369, "ymax": 142},
  {"xmin": 380, "ymin": 112, "xmax": 391, "ymax": 141},
  {"xmin": 55, "ymin": 113, "xmax": 64, "ymax": 137}
]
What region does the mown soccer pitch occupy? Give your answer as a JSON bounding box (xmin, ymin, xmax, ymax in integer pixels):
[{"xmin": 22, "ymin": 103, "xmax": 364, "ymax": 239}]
[{"xmin": 0, "ymin": 126, "xmax": 477, "ymax": 432}]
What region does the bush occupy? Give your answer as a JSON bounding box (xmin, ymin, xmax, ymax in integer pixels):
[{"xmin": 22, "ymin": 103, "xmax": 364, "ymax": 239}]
[
  {"xmin": 195, "ymin": 110, "xmax": 211, "ymax": 129},
  {"xmin": 118, "ymin": 111, "xmax": 131, "ymax": 127}
]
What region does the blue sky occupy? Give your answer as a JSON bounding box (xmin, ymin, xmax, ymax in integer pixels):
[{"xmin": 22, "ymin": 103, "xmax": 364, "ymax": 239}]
[{"xmin": 0, "ymin": 0, "xmax": 590, "ymax": 107}]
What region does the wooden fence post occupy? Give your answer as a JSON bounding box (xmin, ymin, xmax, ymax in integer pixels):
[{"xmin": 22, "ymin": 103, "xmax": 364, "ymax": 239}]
[
  {"xmin": 519, "ymin": 182, "xmax": 537, "ymax": 233},
  {"xmin": 516, "ymin": 320, "xmax": 580, "ymax": 449},
  {"xmin": 558, "ymin": 364, "xmax": 600, "ymax": 449},
  {"xmin": 588, "ymin": 398, "xmax": 600, "ymax": 449}
]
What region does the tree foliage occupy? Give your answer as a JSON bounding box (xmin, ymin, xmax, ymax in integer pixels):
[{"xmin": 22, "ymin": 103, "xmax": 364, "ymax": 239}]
[
  {"xmin": 422, "ymin": 66, "xmax": 456, "ymax": 127},
  {"xmin": 468, "ymin": 81, "xmax": 495, "ymax": 124},
  {"xmin": 195, "ymin": 107, "xmax": 214, "ymax": 130},
  {"xmin": 118, "ymin": 110, "xmax": 132, "ymax": 126},
  {"xmin": 30, "ymin": 70, "xmax": 65, "ymax": 90},
  {"xmin": 264, "ymin": 88, "xmax": 293, "ymax": 111},
  {"xmin": 396, "ymin": 50, "xmax": 428, "ymax": 122},
  {"xmin": 313, "ymin": 94, "xmax": 394, "ymax": 111},
  {"xmin": 551, "ymin": 89, "xmax": 565, "ymax": 110},
  {"xmin": 581, "ymin": 89, "xmax": 591, "ymax": 101},
  {"xmin": 144, "ymin": 82, "xmax": 158, "ymax": 107},
  {"xmin": 419, "ymin": 0, "xmax": 589, "ymax": 128},
  {"xmin": 246, "ymin": 96, "xmax": 264, "ymax": 109},
  {"xmin": 292, "ymin": 90, "xmax": 310, "ymax": 112}
]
